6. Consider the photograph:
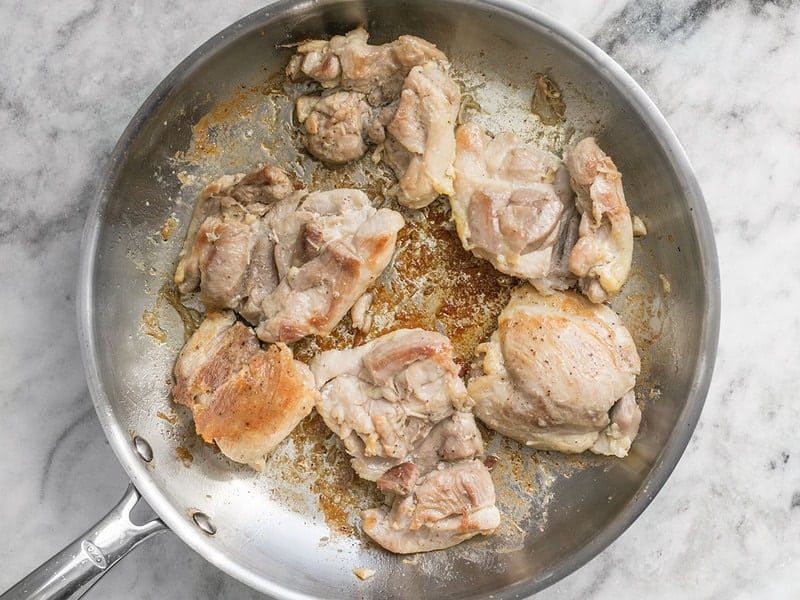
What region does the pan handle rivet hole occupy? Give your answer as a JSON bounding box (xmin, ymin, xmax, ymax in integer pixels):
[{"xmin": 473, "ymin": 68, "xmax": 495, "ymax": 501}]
[
  {"xmin": 133, "ymin": 436, "xmax": 154, "ymax": 463},
  {"xmin": 192, "ymin": 511, "xmax": 216, "ymax": 535}
]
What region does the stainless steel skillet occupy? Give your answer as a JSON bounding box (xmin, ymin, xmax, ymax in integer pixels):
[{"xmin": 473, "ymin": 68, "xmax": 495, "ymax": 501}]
[{"xmin": 1, "ymin": 0, "xmax": 720, "ymax": 598}]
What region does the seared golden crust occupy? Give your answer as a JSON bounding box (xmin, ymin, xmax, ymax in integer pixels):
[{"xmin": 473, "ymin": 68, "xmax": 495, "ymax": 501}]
[
  {"xmin": 193, "ymin": 343, "xmax": 313, "ymax": 441},
  {"xmin": 173, "ymin": 312, "xmax": 318, "ymax": 469}
]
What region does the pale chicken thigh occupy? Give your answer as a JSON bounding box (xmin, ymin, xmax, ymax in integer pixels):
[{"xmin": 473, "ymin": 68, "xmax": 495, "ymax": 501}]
[
  {"xmin": 451, "ymin": 122, "xmax": 579, "ymax": 293},
  {"xmin": 372, "ymin": 410, "xmax": 485, "ymax": 491},
  {"xmin": 311, "ymin": 328, "xmax": 498, "ymax": 553},
  {"xmin": 469, "ymin": 284, "xmax": 641, "ymax": 457},
  {"xmin": 255, "ymin": 189, "xmax": 404, "ymax": 343},
  {"xmin": 309, "ymin": 328, "xmax": 474, "ymax": 480},
  {"xmin": 294, "ymin": 91, "xmax": 372, "ymax": 164},
  {"xmin": 565, "ymin": 137, "xmax": 633, "ymax": 303},
  {"xmin": 172, "ymin": 311, "xmax": 318, "ymax": 470},
  {"xmin": 287, "ymin": 28, "xmax": 448, "ymax": 164},
  {"xmin": 362, "ymin": 459, "xmax": 501, "ymax": 553},
  {"xmin": 286, "ymin": 27, "xmax": 446, "ymax": 105},
  {"xmin": 175, "ymin": 175, "xmax": 404, "ymax": 344},
  {"xmin": 380, "ymin": 61, "xmax": 461, "ymax": 208},
  {"xmin": 287, "ymin": 28, "xmax": 461, "ymax": 205},
  {"xmin": 173, "ymin": 165, "xmax": 301, "ymax": 323}
]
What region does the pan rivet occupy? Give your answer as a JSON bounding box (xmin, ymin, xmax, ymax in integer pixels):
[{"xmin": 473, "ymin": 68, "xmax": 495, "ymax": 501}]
[
  {"xmin": 133, "ymin": 436, "xmax": 154, "ymax": 463},
  {"xmin": 192, "ymin": 511, "xmax": 216, "ymax": 535}
]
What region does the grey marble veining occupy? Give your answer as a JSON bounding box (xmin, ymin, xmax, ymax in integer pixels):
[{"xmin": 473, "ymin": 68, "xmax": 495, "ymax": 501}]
[{"xmin": 1, "ymin": 0, "xmax": 799, "ymax": 598}]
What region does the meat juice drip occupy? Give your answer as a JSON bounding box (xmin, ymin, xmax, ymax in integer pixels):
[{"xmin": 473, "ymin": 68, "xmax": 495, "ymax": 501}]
[{"xmin": 143, "ymin": 281, "xmax": 204, "ymax": 344}]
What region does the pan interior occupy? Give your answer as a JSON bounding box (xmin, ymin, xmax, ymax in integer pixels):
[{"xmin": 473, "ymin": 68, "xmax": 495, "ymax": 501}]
[{"xmin": 82, "ymin": 1, "xmax": 718, "ymax": 598}]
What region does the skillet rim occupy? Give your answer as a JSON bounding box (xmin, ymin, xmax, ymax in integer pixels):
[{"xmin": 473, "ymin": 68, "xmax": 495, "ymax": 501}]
[{"xmin": 77, "ymin": 0, "xmax": 721, "ymax": 597}]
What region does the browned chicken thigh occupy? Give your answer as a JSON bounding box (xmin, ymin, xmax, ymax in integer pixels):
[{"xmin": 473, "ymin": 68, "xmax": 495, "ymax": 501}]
[{"xmin": 172, "ymin": 311, "xmax": 318, "ymax": 470}]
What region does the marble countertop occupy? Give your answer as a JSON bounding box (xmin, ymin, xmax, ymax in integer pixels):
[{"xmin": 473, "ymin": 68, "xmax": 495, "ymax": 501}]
[{"xmin": 1, "ymin": 1, "xmax": 798, "ymax": 598}]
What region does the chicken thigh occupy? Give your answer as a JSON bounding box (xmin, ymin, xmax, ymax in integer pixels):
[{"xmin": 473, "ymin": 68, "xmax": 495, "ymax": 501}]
[
  {"xmin": 565, "ymin": 137, "xmax": 633, "ymax": 303},
  {"xmin": 380, "ymin": 61, "xmax": 461, "ymax": 208},
  {"xmin": 294, "ymin": 91, "xmax": 373, "ymax": 165},
  {"xmin": 172, "ymin": 311, "xmax": 318, "ymax": 470},
  {"xmin": 469, "ymin": 284, "xmax": 641, "ymax": 457},
  {"xmin": 451, "ymin": 122, "xmax": 579, "ymax": 294},
  {"xmin": 255, "ymin": 189, "xmax": 404, "ymax": 343},
  {"xmin": 173, "ymin": 165, "xmax": 302, "ymax": 322},
  {"xmin": 286, "ymin": 27, "xmax": 446, "ymax": 106},
  {"xmin": 287, "ymin": 28, "xmax": 461, "ymax": 206},
  {"xmin": 287, "ymin": 28, "xmax": 447, "ymax": 165},
  {"xmin": 362, "ymin": 459, "xmax": 501, "ymax": 553},
  {"xmin": 309, "ymin": 328, "xmax": 474, "ymax": 480},
  {"xmin": 310, "ymin": 327, "xmax": 499, "ymax": 553},
  {"xmin": 175, "ymin": 173, "xmax": 404, "ymax": 344}
]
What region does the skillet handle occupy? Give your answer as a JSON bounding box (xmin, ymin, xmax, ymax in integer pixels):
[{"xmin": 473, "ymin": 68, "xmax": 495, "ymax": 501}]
[{"xmin": 0, "ymin": 485, "xmax": 167, "ymax": 600}]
